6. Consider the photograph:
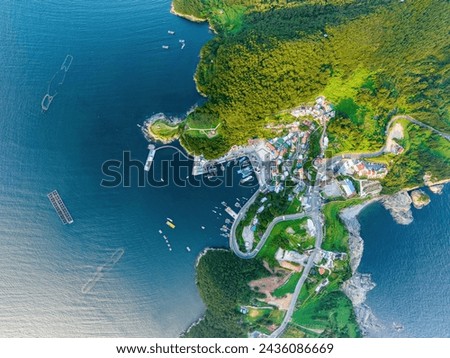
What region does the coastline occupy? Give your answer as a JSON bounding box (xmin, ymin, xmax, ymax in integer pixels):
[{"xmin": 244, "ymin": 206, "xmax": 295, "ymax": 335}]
[
  {"xmin": 166, "ymin": 1, "xmax": 450, "ymax": 338},
  {"xmin": 340, "ymin": 199, "xmax": 382, "ymax": 335},
  {"xmin": 340, "ymin": 182, "xmax": 449, "ymax": 335},
  {"xmin": 170, "ymin": 3, "xmax": 207, "ymax": 24},
  {"xmin": 181, "ymin": 247, "xmax": 228, "ymax": 337}
]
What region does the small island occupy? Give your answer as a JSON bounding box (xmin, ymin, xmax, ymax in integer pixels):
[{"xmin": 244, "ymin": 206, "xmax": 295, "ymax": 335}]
[{"xmin": 410, "ymin": 190, "xmax": 431, "ymax": 209}]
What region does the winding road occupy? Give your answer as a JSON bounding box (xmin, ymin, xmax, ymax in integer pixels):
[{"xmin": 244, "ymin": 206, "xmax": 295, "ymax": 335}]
[{"xmin": 227, "ymin": 115, "xmax": 448, "ymax": 337}]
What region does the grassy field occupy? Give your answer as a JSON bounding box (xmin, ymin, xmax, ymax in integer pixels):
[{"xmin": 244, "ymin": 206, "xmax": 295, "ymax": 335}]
[
  {"xmin": 322, "ymin": 198, "xmax": 365, "ymax": 253},
  {"xmin": 272, "ymin": 272, "xmax": 301, "ymax": 298},
  {"xmin": 291, "ymin": 291, "xmax": 360, "ymax": 338},
  {"xmin": 148, "ymin": 120, "xmax": 180, "ymax": 141},
  {"xmin": 257, "ymin": 217, "xmax": 310, "ymax": 267}
]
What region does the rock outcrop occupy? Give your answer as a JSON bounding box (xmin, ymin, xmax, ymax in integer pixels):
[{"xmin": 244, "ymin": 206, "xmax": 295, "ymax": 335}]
[
  {"xmin": 382, "ymin": 191, "xmax": 413, "ymax": 225},
  {"xmin": 410, "ymin": 189, "xmax": 431, "ymax": 209},
  {"xmin": 429, "ymin": 184, "xmax": 444, "ymax": 195}
]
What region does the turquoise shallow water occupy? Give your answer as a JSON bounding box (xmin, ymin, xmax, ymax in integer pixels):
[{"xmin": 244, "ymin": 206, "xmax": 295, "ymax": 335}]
[{"xmin": 358, "ymin": 186, "xmax": 450, "ymax": 338}]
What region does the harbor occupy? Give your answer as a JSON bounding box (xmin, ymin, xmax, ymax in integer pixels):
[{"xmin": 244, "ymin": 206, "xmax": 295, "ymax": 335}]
[{"xmin": 47, "ymin": 190, "xmax": 73, "ymax": 224}]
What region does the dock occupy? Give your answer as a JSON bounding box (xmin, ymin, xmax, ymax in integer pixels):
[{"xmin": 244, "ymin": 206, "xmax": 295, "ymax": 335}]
[
  {"xmin": 144, "ymin": 144, "xmax": 156, "ymax": 172},
  {"xmin": 225, "ymin": 206, "xmax": 238, "ymax": 220},
  {"xmin": 47, "ymin": 190, "xmax": 73, "ymax": 224}
]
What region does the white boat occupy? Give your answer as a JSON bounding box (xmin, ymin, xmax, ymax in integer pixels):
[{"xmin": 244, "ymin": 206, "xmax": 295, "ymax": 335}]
[
  {"xmin": 201, "ymin": 226, "xmax": 205, "ymax": 230},
  {"xmin": 158, "ymin": 229, "xmax": 162, "ymax": 234},
  {"xmin": 162, "ymin": 45, "xmax": 169, "ymax": 49},
  {"xmin": 186, "ymin": 247, "xmax": 191, "ymax": 252},
  {"xmin": 167, "ymin": 217, "xmax": 173, "ymax": 222},
  {"xmin": 181, "ymin": 43, "xmax": 185, "ymax": 50},
  {"xmin": 168, "ymin": 30, "xmax": 175, "ymax": 35},
  {"xmin": 163, "ymin": 235, "xmax": 168, "ymax": 240}
]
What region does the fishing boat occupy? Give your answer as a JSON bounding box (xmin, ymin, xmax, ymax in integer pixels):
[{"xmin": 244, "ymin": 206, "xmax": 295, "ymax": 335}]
[
  {"xmin": 201, "ymin": 226, "xmax": 205, "ymax": 230},
  {"xmin": 162, "ymin": 45, "xmax": 169, "ymax": 49},
  {"xmin": 186, "ymin": 247, "xmax": 191, "ymax": 252},
  {"xmin": 158, "ymin": 229, "xmax": 162, "ymax": 234},
  {"xmin": 168, "ymin": 30, "xmax": 175, "ymax": 35},
  {"xmin": 166, "ymin": 221, "xmax": 175, "ymax": 229}
]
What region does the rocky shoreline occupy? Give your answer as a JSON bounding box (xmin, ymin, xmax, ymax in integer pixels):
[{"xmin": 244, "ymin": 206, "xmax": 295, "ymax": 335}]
[
  {"xmin": 170, "ymin": 3, "xmax": 206, "ymax": 24},
  {"xmin": 340, "ymin": 183, "xmax": 447, "ymax": 335},
  {"xmin": 340, "ymin": 200, "xmax": 383, "ymax": 335},
  {"xmin": 410, "ymin": 189, "xmax": 431, "ymax": 209},
  {"xmin": 381, "ymin": 191, "xmax": 413, "ymax": 225}
]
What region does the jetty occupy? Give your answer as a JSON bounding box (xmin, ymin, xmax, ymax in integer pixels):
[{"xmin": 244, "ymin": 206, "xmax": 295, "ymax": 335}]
[
  {"xmin": 225, "ymin": 206, "xmax": 238, "ymax": 220},
  {"xmin": 144, "ymin": 144, "xmax": 156, "ymax": 172},
  {"xmin": 47, "ymin": 190, "xmax": 73, "ymax": 224}
]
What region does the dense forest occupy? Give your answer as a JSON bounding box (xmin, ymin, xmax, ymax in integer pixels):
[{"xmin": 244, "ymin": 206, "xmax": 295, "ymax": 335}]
[
  {"xmin": 173, "ymin": 0, "xmax": 449, "ymax": 168},
  {"xmin": 183, "ymin": 250, "xmax": 268, "ymax": 337}
]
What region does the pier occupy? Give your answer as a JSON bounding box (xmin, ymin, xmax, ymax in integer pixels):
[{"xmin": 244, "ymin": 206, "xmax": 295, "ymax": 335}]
[
  {"xmin": 47, "ymin": 190, "xmax": 74, "ymax": 224},
  {"xmin": 225, "ymin": 206, "xmax": 238, "ymax": 220},
  {"xmin": 144, "ymin": 144, "xmax": 156, "ymax": 172}
]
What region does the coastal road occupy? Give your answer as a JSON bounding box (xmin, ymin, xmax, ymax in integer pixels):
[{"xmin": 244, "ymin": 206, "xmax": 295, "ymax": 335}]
[
  {"xmin": 228, "ymin": 114, "xmax": 448, "ymax": 337},
  {"xmin": 269, "ymin": 160, "xmax": 326, "ymax": 337},
  {"xmin": 230, "ymin": 209, "xmax": 308, "ymax": 259}
]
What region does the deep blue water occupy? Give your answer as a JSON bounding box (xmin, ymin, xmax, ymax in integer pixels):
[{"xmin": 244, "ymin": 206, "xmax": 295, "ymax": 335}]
[
  {"xmin": 358, "ymin": 186, "xmax": 450, "ymax": 337},
  {"xmin": 1, "ymin": 0, "xmax": 448, "ymax": 339},
  {"xmin": 0, "ymin": 0, "xmax": 258, "ymax": 337}
]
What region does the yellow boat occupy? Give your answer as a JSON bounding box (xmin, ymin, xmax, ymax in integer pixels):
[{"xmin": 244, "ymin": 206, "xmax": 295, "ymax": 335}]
[{"xmin": 166, "ymin": 220, "xmax": 175, "ymax": 229}]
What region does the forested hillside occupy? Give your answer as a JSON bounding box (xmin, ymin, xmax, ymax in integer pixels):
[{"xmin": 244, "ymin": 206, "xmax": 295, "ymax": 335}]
[
  {"xmin": 183, "ymin": 250, "xmax": 268, "ymax": 337},
  {"xmin": 172, "ymin": 0, "xmax": 449, "ymax": 160}
]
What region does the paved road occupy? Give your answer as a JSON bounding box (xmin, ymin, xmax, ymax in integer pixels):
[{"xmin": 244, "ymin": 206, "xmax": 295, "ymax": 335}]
[{"xmin": 228, "ymin": 114, "xmax": 449, "ymax": 337}]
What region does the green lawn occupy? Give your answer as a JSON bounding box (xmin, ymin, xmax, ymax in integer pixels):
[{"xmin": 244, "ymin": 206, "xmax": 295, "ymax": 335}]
[
  {"xmin": 291, "ymin": 291, "xmax": 361, "ymax": 338},
  {"xmin": 272, "ymin": 272, "xmax": 301, "ymax": 298},
  {"xmin": 257, "ymin": 217, "xmax": 309, "ymax": 267},
  {"xmin": 322, "ymin": 198, "xmax": 365, "ymax": 253}
]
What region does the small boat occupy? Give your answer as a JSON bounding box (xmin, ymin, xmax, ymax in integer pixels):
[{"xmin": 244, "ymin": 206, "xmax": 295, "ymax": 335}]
[
  {"xmin": 158, "ymin": 229, "xmax": 162, "ymax": 234},
  {"xmin": 181, "ymin": 43, "xmax": 185, "ymax": 50},
  {"xmin": 166, "ymin": 220, "xmax": 175, "ymax": 229},
  {"xmin": 169, "ymin": 248, "xmax": 172, "ymax": 251},
  {"xmin": 218, "ymin": 213, "xmax": 222, "ymax": 216},
  {"xmin": 221, "ymin": 201, "xmax": 227, "ymax": 207},
  {"xmin": 168, "ymin": 30, "xmax": 175, "ymax": 35},
  {"xmin": 163, "ymin": 235, "xmax": 168, "ymax": 240},
  {"xmin": 167, "ymin": 217, "xmax": 173, "ymax": 222},
  {"xmin": 179, "ymin": 39, "xmax": 185, "ymax": 43},
  {"xmin": 212, "ymin": 210, "xmax": 217, "ymax": 214},
  {"xmin": 201, "ymin": 226, "xmax": 205, "ymax": 230},
  {"xmin": 186, "ymin": 247, "xmax": 191, "ymax": 252},
  {"xmin": 240, "ymin": 176, "xmax": 253, "ymax": 184},
  {"xmin": 162, "ymin": 45, "xmax": 169, "ymax": 49}
]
